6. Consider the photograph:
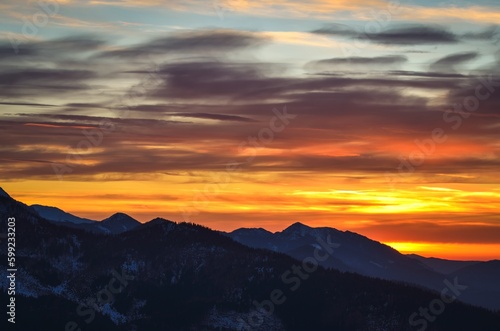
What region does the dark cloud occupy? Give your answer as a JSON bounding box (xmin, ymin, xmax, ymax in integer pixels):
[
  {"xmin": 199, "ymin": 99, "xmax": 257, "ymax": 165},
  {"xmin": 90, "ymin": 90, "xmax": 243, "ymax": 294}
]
[
  {"xmin": 0, "ymin": 101, "xmax": 55, "ymax": 107},
  {"xmin": 311, "ymin": 55, "xmax": 407, "ymax": 66},
  {"xmin": 0, "ymin": 68, "xmax": 95, "ymax": 85},
  {"xmin": 0, "ymin": 43, "xmax": 38, "ymax": 59},
  {"xmin": 312, "ymin": 23, "xmax": 359, "ymax": 38},
  {"xmin": 312, "ymin": 24, "xmax": 459, "ymax": 45},
  {"xmin": 0, "ymin": 68, "xmax": 96, "ymax": 98},
  {"xmin": 370, "ymin": 25, "xmax": 459, "ymax": 45},
  {"xmin": 37, "ymin": 35, "xmax": 107, "ymax": 52},
  {"xmin": 447, "ymin": 75, "xmax": 500, "ymax": 115},
  {"xmin": 151, "ymin": 60, "xmax": 285, "ymax": 100},
  {"xmin": 98, "ymin": 30, "xmax": 268, "ymax": 58},
  {"xmin": 461, "ymin": 25, "xmax": 500, "ymax": 40},
  {"xmin": 169, "ymin": 112, "xmax": 257, "ymax": 122},
  {"xmin": 0, "ymin": 34, "xmax": 106, "ymax": 60},
  {"xmin": 388, "ymin": 71, "xmax": 468, "ymax": 78},
  {"xmin": 430, "ymin": 52, "xmax": 479, "ymax": 72},
  {"xmin": 64, "ymin": 102, "xmax": 106, "ymax": 109},
  {"xmin": 305, "ymin": 55, "xmax": 407, "ymax": 72}
]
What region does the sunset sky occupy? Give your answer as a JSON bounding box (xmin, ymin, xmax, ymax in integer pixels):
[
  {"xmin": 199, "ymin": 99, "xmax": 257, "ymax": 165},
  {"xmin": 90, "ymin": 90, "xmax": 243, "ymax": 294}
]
[{"xmin": 1, "ymin": 0, "xmax": 500, "ymax": 260}]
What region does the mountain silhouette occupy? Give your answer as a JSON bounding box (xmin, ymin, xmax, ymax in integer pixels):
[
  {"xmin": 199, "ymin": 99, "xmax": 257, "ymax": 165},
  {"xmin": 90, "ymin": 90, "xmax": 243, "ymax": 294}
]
[
  {"xmin": 1, "ymin": 187, "xmax": 499, "ymax": 330},
  {"xmin": 101, "ymin": 212, "xmax": 141, "ymax": 234},
  {"xmin": 227, "ymin": 223, "xmax": 500, "ymax": 310}
]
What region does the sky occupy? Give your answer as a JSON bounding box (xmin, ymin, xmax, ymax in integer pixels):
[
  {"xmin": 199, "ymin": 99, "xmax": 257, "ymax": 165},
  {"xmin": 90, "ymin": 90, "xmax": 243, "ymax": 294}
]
[{"xmin": 1, "ymin": 0, "xmax": 500, "ymax": 260}]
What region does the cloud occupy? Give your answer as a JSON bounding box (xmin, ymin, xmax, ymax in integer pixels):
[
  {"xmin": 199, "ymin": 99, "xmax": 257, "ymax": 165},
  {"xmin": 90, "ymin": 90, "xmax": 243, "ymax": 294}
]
[
  {"xmin": 0, "ymin": 68, "xmax": 97, "ymax": 98},
  {"xmin": 0, "ymin": 34, "xmax": 106, "ymax": 59},
  {"xmin": 0, "ymin": 101, "xmax": 56, "ymax": 107},
  {"xmin": 0, "ymin": 68, "xmax": 95, "ymax": 85},
  {"xmin": 98, "ymin": 29, "xmax": 269, "ymax": 58},
  {"xmin": 313, "ymin": 24, "xmax": 459, "ymax": 45},
  {"xmin": 359, "ymin": 215, "xmax": 500, "ymax": 244},
  {"xmin": 388, "ymin": 71, "xmax": 467, "ymax": 78},
  {"xmin": 150, "ymin": 60, "xmax": 285, "ymax": 101},
  {"xmin": 0, "ymin": 32, "xmax": 498, "ymax": 187},
  {"xmin": 312, "ymin": 23, "xmax": 364, "ymax": 38},
  {"xmin": 305, "ymin": 55, "xmax": 407, "ymax": 72},
  {"xmin": 430, "ymin": 52, "xmax": 479, "ymax": 72},
  {"xmin": 370, "ymin": 25, "xmax": 459, "ymax": 45},
  {"xmin": 461, "ymin": 25, "xmax": 500, "ymax": 40},
  {"xmin": 169, "ymin": 112, "xmax": 257, "ymax": 122},
  {"xmin": 2, "ymin": 65, "xmax": 497, "ymax": 179}
]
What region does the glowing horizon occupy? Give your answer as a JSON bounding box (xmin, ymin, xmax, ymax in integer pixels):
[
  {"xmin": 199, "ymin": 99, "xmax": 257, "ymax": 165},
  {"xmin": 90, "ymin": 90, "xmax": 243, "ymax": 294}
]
[{"xmin": 4, "ymin": 181, "xmax": 500, "ymax": 261}]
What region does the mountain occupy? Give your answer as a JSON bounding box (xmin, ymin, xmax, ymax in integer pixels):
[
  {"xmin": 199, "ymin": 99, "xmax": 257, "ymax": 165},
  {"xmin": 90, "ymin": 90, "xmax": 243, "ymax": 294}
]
[
  {"xmin": 1, "ymin": 188, "xmax": 500, "ymax": 330},
  {"xmin": 31, "ymin": 204, "xmax": 96, "ymax": 225},
  {"xmin": 100, "ymin": 212, "xmax": 141, "ymax": 234},
  {"xmin": 30, "ymin": 204, "xmax": 140, "ymax": 234},
  {"xmin": 227, "ymin": 222, "xmax": 500, "ymax": 310},
  {"xmin": 0, "ymin": 187, "xmax": 10, "ymax": 198},
  {"xmin": 407, "ymin": 254, "xmax": 480, "ymax": 274},
  {"xmin": 450, "ymin": 260, "xmax": 500, "ymax": 310},
  {"xmin": 453, "ymin": 260, "xmax": 500, "ymax": 289},
  {"xmin": 229, "ymin": 222, "xmax": 442, "ymax": 282}
]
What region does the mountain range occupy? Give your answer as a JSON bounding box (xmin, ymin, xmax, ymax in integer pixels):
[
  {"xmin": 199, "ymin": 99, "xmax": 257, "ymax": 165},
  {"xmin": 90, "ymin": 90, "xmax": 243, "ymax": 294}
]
[
  {"xmin": 0, "ymin": 187, "xmax": 499, "ymax": 330},
  {"xmin": 30, "ymin": 205, "xmax": 141, "ymax": 234},
  {"xmin": 226, "ymin": 223, "xmax": 500, "ymax": 311}
]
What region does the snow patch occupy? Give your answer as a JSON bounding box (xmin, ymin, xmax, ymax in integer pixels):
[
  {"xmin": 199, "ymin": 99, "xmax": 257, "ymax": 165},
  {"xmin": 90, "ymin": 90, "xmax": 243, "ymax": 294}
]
[{"xmin": 100, "ymin": 304, "xmax": 128, "ymax": 325}]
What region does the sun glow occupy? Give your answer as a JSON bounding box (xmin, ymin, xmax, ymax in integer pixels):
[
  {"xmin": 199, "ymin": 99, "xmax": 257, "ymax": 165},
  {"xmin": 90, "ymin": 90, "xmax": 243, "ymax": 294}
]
[{"xmin": 385, "ymin": 242, "xmax": 500, "ymax": 261}]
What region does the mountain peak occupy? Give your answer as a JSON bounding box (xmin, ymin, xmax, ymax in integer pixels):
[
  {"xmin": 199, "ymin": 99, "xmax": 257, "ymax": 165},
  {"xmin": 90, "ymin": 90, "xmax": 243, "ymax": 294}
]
[
  {"xmin": 105, "ymin": 212, "xmax": 131, "ymax": 219},
  {"xmin": 101, "ymin": 212, "xmax": 140, "ymax": 234},
  {"xmin": 286, "ymin": 222, "xmax": 311, "ymax": 230},
  {"xmin": 102, "ymin": 212, "xmax": 138, "ymax": 223},
  {"xmin": 147, "ymin": 217, "xmax": 175, "ymax": 225},
  {"xmin": 281, "ymin": 222, "xmax": 312, "ymax": 238},
  {"xmin": 0, "ymin": 187, "xmax": 11, "ymax": 198}
]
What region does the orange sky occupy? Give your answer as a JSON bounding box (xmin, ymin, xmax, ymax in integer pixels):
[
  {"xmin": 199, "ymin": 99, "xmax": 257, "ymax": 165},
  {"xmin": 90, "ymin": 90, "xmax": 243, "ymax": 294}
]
[{"xmin": 4, "ymin": 175, "xmax": 500, "ymax": 261}]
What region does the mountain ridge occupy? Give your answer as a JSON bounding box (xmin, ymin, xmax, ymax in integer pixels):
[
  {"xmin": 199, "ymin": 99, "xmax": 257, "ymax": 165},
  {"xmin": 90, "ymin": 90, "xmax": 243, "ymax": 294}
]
[
  {"xmin": 31, "ymin": 204, "xmax": 96, "ymax": 225},
  {"xmin": 1, "ymin": 187, "xmax": 500, "ymax": 330},
  {"xmin": 2, "ymin": 187, "xmax": 499, "ymax": 312},
  {"xmin": 226, "ymin": 222, "xmax": 500, "ymax": 310}
]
